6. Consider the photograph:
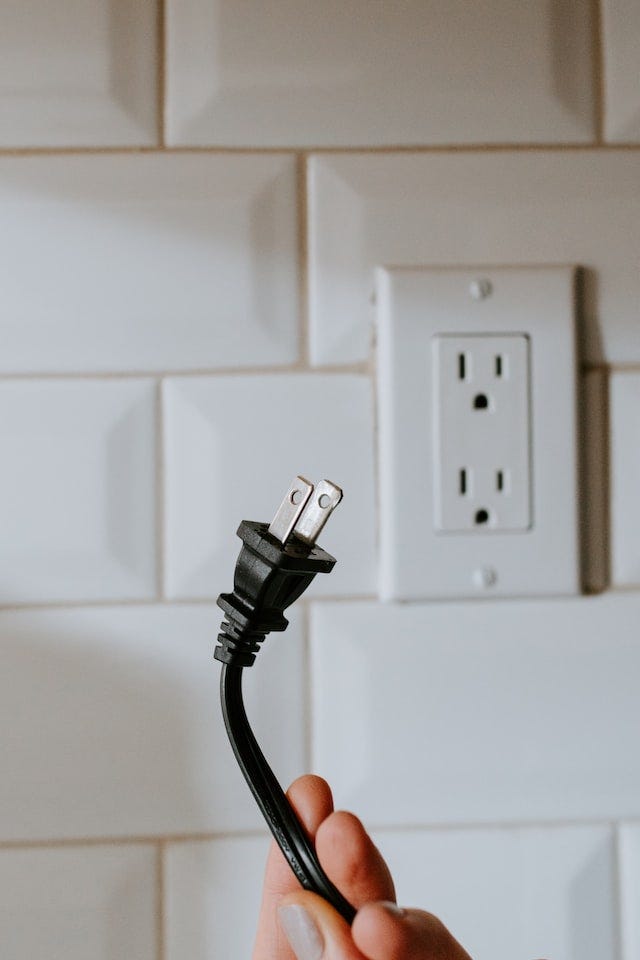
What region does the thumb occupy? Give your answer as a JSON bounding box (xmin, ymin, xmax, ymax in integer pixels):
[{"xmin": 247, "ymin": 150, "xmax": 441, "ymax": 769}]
[{"xmin": 278, "ymin": 891, "xmax": 365, "ymax": 960}]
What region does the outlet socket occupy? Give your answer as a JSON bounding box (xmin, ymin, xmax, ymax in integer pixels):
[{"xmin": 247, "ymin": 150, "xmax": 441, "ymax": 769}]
[
  {"xmin": 376, "ymin": 265, "xmax": 580, "ymax": 601},
  {"xmin": 434, "ymin": 334, "xmax": 531, "ymax": 533}
]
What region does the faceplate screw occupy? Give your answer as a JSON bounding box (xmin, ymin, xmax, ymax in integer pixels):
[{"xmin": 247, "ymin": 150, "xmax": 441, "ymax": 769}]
[
  {"xmin": 469, "ymin": 278, "xmax": 492, "ymax": 300},
  {"xmin": 473, "ymin": 566, "xmax": 498, "ymax": 589}
]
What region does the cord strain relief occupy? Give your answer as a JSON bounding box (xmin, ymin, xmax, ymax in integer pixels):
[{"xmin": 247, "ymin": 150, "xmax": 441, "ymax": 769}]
[
  {"xmin": 214, "ymin": 617, "xmax": 266, "ymax": 668},
  {"xmin": 214, "ymin": 590, "xmax": 289, "ymax": 667}
]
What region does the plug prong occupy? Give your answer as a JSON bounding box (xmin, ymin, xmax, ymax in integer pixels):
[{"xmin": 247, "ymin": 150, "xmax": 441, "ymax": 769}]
[
  {"xmin": 268, "ymin": 475, "xmax": 314, "ymax": 544},
  {"xmin": 293, "ymin": 479, "xmax": 342, "ymax": 545}
]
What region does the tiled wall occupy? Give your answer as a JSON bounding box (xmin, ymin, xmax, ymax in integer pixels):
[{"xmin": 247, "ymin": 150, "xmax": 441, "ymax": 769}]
[{"xmin": 1, "ymin": 3, "xmax": 639, "ymax": 959}]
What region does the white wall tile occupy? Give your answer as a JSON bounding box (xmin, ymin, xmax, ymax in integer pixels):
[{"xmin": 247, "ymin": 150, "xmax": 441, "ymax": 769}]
[
  {"xmin": 0, "ymin": 154, "xmax": 298, "ymax": 373},
  {"xmin": 374, "ymin": 825, "xmax": 615, "ymax": 960},
  {"xmin": 0, "ymin": 605, "xmax": 305, "ymax": 840},
  {"xmin": 602, "ymin": 0, "xmax": 640, "ymax": 142},
  {"xmin": 0, "ymin": 380, "xmax": 155, "ymax": 604},
  {"xmin": 165, "ymin": 0, "xmax": 595, "ymax": 147},
  {"xmin": 619, "ymin": 823, "xmax": 640, "ymax": 960},
  {"xmin": 311, "ymin": 595, "xmax": 640, "ymax": 826},
  {"xmin": 308, "ymin": 151, "xmax": 640, "ymax": 366},
  {"xmin": 0, "ymin": 1, "xmax": 157, "ymax": 147},
  {"xmin": 164, "ymin": 374, "xmax": 376, "ymax": 599},
  {"xmin": 610, "ymin": 372, "xmax": 640, "ymax": 588},
  {"xmin": 0, "ymin": 844, "xmax": 157, "ymax": 960},
  {"xmin": 165, "ymin": 836, "xmax": 269, "ymax": 960}
]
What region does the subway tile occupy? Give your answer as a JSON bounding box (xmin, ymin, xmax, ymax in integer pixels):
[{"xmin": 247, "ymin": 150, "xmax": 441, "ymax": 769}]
[
  {"xmin": 602, "ymin": 0, "xmax": 640, "ymax": 142},
  {"xmin": 0, "ymin": 154, "xmax": 298, "ymax": 373},
  {"xmin": 165, "ymin": 836, "xmax": 269, "ymax": 960},
  {"xmin": 164, "ymin": 374, "xmax": 376, "ymax": 599},
  {"xmin": 373, "ymin": 825, "xmax": 615, "ymax": 960},
  {"xmin": 165, "ymin": 0, "xmax": 594, "ymax": 147},
  {"xmin": 0, "ymin": 1, "xmax": 157, "ymax": 147},
  {"xmin": 0, "ymin": 844, "xmax": 157, "ymax": 960},
  {"xmin": 0, "ymin": 605, "xmax": 305, "ymax": 840},
  {"xmin": 619, "ymin": 823, "xmax": 640, "ymax": 959},
  {"xmin": 610, "ymin": 372, "xmax": 640, "ymax": 588},
  {"xmin": 311, "ymin": 595, "xmax": 640, "ymax": 825},
  {"xmin": 0, "ymin": 380, "xmax": 155, "ymax": 604},
  {"xmin": 308, "ymin": 151, "xmax": 640, "ymax": 365}
]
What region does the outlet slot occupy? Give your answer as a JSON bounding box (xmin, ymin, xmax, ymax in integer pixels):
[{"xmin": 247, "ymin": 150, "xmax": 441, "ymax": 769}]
[
  {"xmin": 458, "ymin": 353, "xmax": 467, "ymax": 380},
  {"xmin": 473, "ymin": 393, "xmax": 489, "ymax": 410},
  {"xmin": 475, "ymin": 508, "xmax": 490, "ymax": 525},
  {"xmin": 459, "ymin": 468, "xmax": 468, "ymax": 495},
  {"xmin": 496, "ymin": 469, "xmax": 504, "ymax": 492}
]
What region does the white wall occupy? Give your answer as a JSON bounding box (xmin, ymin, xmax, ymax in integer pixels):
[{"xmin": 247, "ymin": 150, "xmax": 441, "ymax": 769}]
[{"xmin": 1, "ymin": 3, "xmax": 639, "ymax": 958}]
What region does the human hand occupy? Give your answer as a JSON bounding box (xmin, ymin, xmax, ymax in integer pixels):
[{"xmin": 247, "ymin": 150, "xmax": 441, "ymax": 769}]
[{"xmin": 253, "ymin": 775, "xmax": 472, "ymax": 960}]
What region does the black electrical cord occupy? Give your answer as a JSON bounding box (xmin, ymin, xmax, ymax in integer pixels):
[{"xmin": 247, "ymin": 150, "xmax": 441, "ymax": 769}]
[
  {"xmin": 220, "ymin": 662, "xmax": 355, "ymax": 921},
  {"xmin": 215, "ymin": 477, "xmax": 356, "ymax": 925}
]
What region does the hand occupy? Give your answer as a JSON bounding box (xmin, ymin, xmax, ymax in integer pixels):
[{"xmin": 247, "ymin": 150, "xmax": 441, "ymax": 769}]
[{"xmin": 253, "ymin": 775, "xmax": 472, "ymax": 960}]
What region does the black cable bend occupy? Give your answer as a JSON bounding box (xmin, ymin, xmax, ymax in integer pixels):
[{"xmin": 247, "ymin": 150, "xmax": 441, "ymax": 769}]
[{"xmin": 220, "ymin": 662, "xmax": 356, "ymax": 924}]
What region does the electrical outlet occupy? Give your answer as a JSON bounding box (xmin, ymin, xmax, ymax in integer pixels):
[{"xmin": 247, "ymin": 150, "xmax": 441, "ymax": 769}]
[
  {"xmin": 433, "ymin": 334, "xmax": 531, "ymax": 533},
  {"xmin": 376, "ymin": 265, "xmax": 580, "ymax": 601}
]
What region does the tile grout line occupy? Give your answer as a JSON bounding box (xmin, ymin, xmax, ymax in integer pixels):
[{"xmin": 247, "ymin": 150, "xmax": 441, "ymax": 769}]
[
  {"xmin": 0, "ymin": 362, "xmax": 626, "ymax": 385},
  {"xmin": 0, "ymin": 362, "xmax": 618, "ymax": 383},
  {"xmin": 369, "ymin": 301, "xmax": 381, "ymax": 572},
  {"xmin": 0, "ymin": 146, "xmax": 294, "ymax": 157},
  {"xmin": 300, "ymin": 601, "xmax": 314, "ymax": 773},
  {"xmin": 1, "ymin": 817, "xmax": 635, "ymax": 852},
  {"xmin": 607, "ymin": 363, "xmax": 640, "ymax": 373},
  {"xmin": 0, "ymin": 362, "xmax": 371, "ymax": 382},
  {"xmin": 155, "ymin": 379, "xmax": 166, "ymax": 600},
  {"xmin": 0, "ymin": 829, "xmax": 267, "ymax": 850},
  {"xmin": 593, "ymin": 0, "xmax": 606, "ymax": 145},
  {"xmin": 157, "ymin": 0, "xmax": 167, "ymax": 149},
  {"xmin": 296, "ymin": 152, "xmax": 311, "ymax": 369},
  {"xmin": 157, "ymin": 840, "xmax": 166, "ymax": 960},
  {"xmin": 0, "ymin": 836, "xmax": 163, "ymax": 850},
  {"xmin": 612, "ymin": 823, "xmax": 624, "ymax": 960},
  {"xmin": 0, "ymin": 593, "xmax": 381, "ymax": 614},
  {"xmin": 369, "ymin": 815, "xmax": 634, "ymax": 834},
  {"xmin": 0, "ymin": 143, "xmax": 639, "ymax": 158},
  {"xmin": 601, "ymin": 367, "xmax": 612, "ymax": 593},
  {"xmin": 0, "ymin": 597, "xmax": 221, "ymax": 614},
  {"xmin": 7, "ymin": 582, "xmax": 640, "ymax": 614}
]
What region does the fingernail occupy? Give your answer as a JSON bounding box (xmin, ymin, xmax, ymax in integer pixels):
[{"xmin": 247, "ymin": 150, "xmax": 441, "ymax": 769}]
[
  {"xmin": 380, "ymin": 900, "xmax": 407, "ymax": 918},
  {"xmin": 279, "ymin": 904, "xmax": 324, "ymax": 960}
]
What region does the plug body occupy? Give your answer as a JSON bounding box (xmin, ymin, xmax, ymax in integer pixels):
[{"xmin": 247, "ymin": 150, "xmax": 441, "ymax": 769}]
[{"xmin": 215, "ymin": 520, "xmax": 336, "ymax": 667}]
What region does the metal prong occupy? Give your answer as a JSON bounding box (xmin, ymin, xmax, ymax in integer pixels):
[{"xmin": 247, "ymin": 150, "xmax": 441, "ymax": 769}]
[
  {"xmin": 293, "ymin": 479, "xmax": 343, "ymax": 545},
  {"xmin": 268, "ymin": 476, "xmax": 314, "ymax": 544}
]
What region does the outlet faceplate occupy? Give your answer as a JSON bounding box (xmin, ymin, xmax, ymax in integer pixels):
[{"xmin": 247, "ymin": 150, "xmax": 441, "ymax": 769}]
[
  {"xmin": 376, "ymin": 265, "xmax": 580, "ymax": 601},
  {"xmin": 434, "ymin": 334, "xmax": 531, "ymax": 533}
]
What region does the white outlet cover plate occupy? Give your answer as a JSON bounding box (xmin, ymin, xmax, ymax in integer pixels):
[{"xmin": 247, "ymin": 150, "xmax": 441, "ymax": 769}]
[{"xmin": 376, "ymin": 265, "xmax": 580, "ymax": 600}]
